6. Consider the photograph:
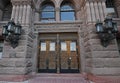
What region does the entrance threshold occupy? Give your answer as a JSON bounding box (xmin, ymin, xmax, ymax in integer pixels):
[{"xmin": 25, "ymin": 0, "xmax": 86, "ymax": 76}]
[{"xmin": 36, "ymin": 73, "xmax": 82, "ymax": 77}]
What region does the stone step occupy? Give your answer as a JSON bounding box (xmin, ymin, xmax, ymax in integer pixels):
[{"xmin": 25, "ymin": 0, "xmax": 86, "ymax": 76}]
[{"xmin": 29, "ymin": 74, "xmax": 89, "ymax": 83}]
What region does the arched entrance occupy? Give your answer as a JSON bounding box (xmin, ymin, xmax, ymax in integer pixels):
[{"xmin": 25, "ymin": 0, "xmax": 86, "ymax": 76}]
[{"xmin": 37, "ymin": 33, "xmax": 80, "ymax": 73}]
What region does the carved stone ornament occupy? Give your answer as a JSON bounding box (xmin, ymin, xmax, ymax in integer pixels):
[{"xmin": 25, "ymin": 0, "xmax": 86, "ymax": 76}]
[{"xmin": 11, "ymin": 0, "xmax": 32, "ymax": 5}]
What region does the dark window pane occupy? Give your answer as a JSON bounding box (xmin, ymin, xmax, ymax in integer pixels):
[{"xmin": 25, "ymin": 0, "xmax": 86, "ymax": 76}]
[
  {"xmin": 2, "ymin": 4, "xmax": 12, "ymax": 21},
  {"xmin": 106, "ymin": 0, "xmax": 117, "ymax": 17},
  {"xmin": 106, "ymin": 0, "xmax": 114, "ymax": 8}
]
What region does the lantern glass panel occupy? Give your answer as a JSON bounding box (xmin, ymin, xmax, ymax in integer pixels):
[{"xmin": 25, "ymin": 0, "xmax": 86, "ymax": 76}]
[
  {"xmin": 105, "ymin": 18, "xmax": 113, "ymax": 29},
  {"xmin": 2, "ymin": 25, "xmax": 8, "ymax": 36},
  {"xmin": 15, "ymin": 25, "xmax": 21, "ymax": 35},
  {"xmin": 112, "ymin": 22, "xmax": 118, "ymax": 33},
  {"xmin": 96, "ymin": 23, "xmax": 104, "ymax": 33},
  {"xmin": 7, "ymin": 23, "xmax": 14, "ymax": 32}
]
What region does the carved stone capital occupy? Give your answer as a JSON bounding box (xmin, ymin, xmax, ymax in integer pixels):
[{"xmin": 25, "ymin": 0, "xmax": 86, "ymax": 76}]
[
  {"xmin": 87, "ymin": 0, "xmax": 106, "ymax": 2},
  {"xmin": 11, "ymin": 0, "xmax": 33, "ymax": 6},
  {"xmin": 55, "ymin": 7, "xmax": 60, "ymax": 11}
]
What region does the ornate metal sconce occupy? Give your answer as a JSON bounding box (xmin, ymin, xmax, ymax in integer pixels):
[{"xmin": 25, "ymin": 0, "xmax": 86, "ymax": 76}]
[
  {"xmin": 95, "ymin": 17, "xmax": 118, "ymax": 47},
  {"xmin": 2, "ymin": 19, "xmax": 22, "ymax": 48}
]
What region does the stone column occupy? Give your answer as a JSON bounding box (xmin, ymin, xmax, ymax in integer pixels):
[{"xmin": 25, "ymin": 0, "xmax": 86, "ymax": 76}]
[
  {"xmin": 76, "ymin": 7, "xmax": 81, "ymax": 20},
  {"xmin": 90, "ymin": 2, "xmax": 96, "ymax": 22},
  {"xmin": 56, "ymin": 7, "xmax": 60, "ymax": 21},
  {"xmin": 86, "ymin": 2, "xmax": 92, "ymax": 22},
  {"xmin": 11, "ymin": 5, "xmax": 16, "ymax": 19},
  {"xmin": 78, "ymin": 24, "xmax": 86, "ymax": 72},
  {"xmin": 34, "ymin": 12, "xmax": 39, "ymax": 21},
  {"xmin": 22, "ymin": 4, "xmax": 27, "ymax": 25},
  {"xmin": 102, "ymin": 1, "xmax": 107, "ymax": 18},
  {"xmin": 98, "ymin": 1, "xmax": 104, "ymax": 21},
  {"xmin": 14, "ymin": 5, "xmax": 19, "ymax": 23},
  {"xmin": 32, "ymin": 33, "xmax": 39, "ymax": 73},
  {"xmin": 18, "ymin": 5, "xmax": 23, "ymax": 23},
  {"xmin": 26, "ymin": 5, "xmax": 31, "ymax": 25},
  {"xmin": 94, "ymin": 2, "xmax": 100, "ymax": 20}
]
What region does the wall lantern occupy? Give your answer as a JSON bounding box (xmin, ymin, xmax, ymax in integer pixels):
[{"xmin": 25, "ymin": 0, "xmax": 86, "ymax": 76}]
[
  {"xmin": 95, "ymin": 17, "xmax": 118, "ymax": 47},
  {"xmin": 2, "ymin": 19, "xmax": 22, "ymax": 48}
]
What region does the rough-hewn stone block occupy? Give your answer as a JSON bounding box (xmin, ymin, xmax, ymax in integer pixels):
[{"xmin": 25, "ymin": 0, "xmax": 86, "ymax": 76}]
[
  {"xmin": 0, "ymin": 60, "xmax": 15, "ymax": 67},
  {"xmin": 92, "ymin": 68, "xmax": 120, "ymax": 75},
  {"xmin": 91, "ymin": 45, "xmax": 118, "ymax": 51},
  {"xmin": 0, "ymin": 67, "xmax": 26, "ymax": 75},
  {"xmin": 19, "ymin": 40, "xmax": 27, "ymax": 45},
  {"xmin": 92, "ymin": 58, "xmax": 120, "ymax": 68},
  {"xmin": 16, "ymin": 46, "xmax": 26, "ymax": 52},
  {"xmin": 16, "ymin": 52, "xmax": 26, "ymax": 58},
  {"xmin": 92, "ymin": 51, "xmax": 119, "ymax": 58}
]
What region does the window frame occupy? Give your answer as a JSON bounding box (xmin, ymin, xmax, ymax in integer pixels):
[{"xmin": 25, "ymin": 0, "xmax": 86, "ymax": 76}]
[
  {"xmin": 40, "ymin": 2, "xmax": 55, "ymax": 22},
  {"xmin": 60, "ymin": 2, "xmax": 76, "ymax": 21},
  {"xmin": 2, "ymin": 3, "xmax": 12, "ymax": 21},
  {"xmin": 105, "ymin": 0, "xmax": 118, "ymax": 18}
]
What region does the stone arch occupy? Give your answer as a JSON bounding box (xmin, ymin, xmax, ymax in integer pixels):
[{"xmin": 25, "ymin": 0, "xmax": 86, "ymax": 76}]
[
  {"xmin": 58, "ymin": 0, "xmax": 76, "ymax": 9},
  {"xmin": 36, "ymin": 0, "xmax": 56, "ymax": 10}
]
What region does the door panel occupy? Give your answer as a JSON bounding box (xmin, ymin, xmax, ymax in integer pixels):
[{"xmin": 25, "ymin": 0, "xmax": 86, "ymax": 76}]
[
  {"xmin": 38, "ymin": 41, "xmax": 57, "ymax": 73},
  {"xmin": 60, "ymin": 41, "xmax": 79, "ymax": 73}
]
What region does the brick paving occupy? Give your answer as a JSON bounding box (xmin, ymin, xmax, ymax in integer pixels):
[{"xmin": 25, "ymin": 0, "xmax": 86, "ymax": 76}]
[
  {"xmin": 0, "ymin": 74, "xmax": 120, "ymax": 83},
  {"xmin": 0, "ymin": 74, "xmax": 90, "ymax": 83}
]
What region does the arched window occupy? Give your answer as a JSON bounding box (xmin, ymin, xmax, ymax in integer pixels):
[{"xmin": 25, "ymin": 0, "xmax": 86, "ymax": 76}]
[
  {"xmin": 60, "ymin": 1, "xmax": 75, "ymax": 21},
  {"xmin": 40, "ymin": 2, "xmax": 55, "ymax": 22},
  {"xmin": 2, "ymin": 3, "xmax": 12, "ymax": 21},
  {"xmin": 106, "ymin": 0, "xmax": 117, "ymax": 17}
]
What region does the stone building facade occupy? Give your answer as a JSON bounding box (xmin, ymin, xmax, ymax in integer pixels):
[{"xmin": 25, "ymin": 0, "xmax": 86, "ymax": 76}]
[{"xmin": 0, "ymin": 0, "xmax": 120, "ymax": 82}]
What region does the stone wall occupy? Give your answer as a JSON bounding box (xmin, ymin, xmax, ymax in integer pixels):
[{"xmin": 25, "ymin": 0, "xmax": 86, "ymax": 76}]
[
  {"xmin": 0, "ymin": 0, "xmax": 35, "ymax": 81},
  {"xmin": 80, "ymin": 0, "xmax": 120, "ymax": 76}
]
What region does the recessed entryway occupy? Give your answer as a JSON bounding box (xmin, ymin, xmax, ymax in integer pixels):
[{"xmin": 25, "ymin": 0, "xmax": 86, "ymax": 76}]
[{"xmin": 37, "ymin": 33, "xmax": 80, "ymax": 73}]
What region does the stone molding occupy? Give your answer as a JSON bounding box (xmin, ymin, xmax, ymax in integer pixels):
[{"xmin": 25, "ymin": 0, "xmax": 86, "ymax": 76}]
[
  {"xmin": 86, "ymin": 0, "xmax": 106, "ymax": 2},
  {"xmin": 80, "ymin": 0, "xmax": 106, "ymax": 7},
  {"xmin": 34, "ymin": 21, "xmax": 82, "ymax": 33}
]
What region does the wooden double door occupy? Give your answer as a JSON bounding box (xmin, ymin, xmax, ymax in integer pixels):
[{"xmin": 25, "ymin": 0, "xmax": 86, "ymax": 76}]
[{"xmin": 38, "ymin": 33, "xmax": 80, "ymax": 73}]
